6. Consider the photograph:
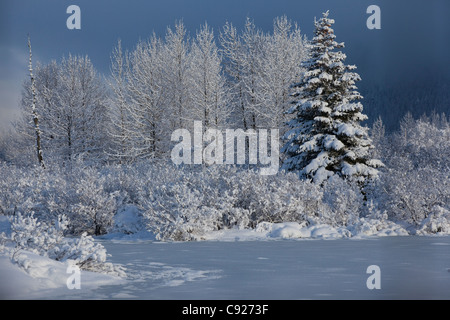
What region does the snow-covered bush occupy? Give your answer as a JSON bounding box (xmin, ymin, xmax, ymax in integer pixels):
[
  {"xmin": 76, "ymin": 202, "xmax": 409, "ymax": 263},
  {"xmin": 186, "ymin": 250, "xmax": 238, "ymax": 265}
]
[
  {"xmin": 68, "ymin": 166, "xmax": 118, "ymax": 236},
  {"xmin": 7, "ymin": 212, "xmax": 124, "ymax": 276},
  {"xmin": 0, "ymin": 232, "xmax": 7, "ymax": 253},
  {"xmin": 10, "ymin": 213, "xmax": 67, "ymax": 257},
  {"xmin": 144, "ymin": 181, "xmax": 221, "ymax": 241},
  {"xmin": 112, "ymin": 205, "xmax": 145, "ymax": 234},
  {"xmin": 380, "ymin": 165, "xmax": 449, "ymax": 225},
  {"xmin": 233, "ymin": 171, "xmax": 327, "ymax": 226},
  {"xmin": 0, "ymin": 164, "xmax": 37, "ymax": 216},
  {"xmin": 140, "ymin": 164, "xmax": 333, "ymax": 240},
  {"xmin": 2, "ymin": 110, "xmax": 449, "ymax": 242},
  {"xmin": 321, "ymin": 176, "xmax": 362, "ymax": 226},
  {"xmin": 0, "ymin": 163, "xmax": 117, "ymax": 236},
  {"xmin": 140, "ymin": 165, "xmax": 236, "ymax": 241},
  {"xmin": 373, "ymin": 114, "xmax": 450, "ymax": 227},
  {"xmin": 0, "ymin": 164, "xmax": 69, "ymax": 222},
  {"xmin": 347, "ymin": 215, "xmax": 408, "ymax": 237},
  {"xmin": 417, "ymin": 206, "xmax": 450, "ymax": 235},
  {"xmin": 56, "ymin": 233, "xmax": 125, "ymax": 276}
]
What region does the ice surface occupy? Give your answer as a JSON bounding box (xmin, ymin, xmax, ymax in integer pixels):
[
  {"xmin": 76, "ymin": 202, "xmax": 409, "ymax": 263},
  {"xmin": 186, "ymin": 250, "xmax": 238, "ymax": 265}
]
[
  {"xmin": 1, "ymin": 215, "xmax": 449, "ymax": 300},
  {"xmin": 2, "ymin": 234, "xmax": 450, "ymax": 299}
]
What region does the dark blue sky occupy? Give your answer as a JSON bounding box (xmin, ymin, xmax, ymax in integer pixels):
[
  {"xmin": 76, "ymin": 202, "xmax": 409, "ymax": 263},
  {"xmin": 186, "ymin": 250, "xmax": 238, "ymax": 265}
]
[{"xmin": 1, "ymin": 0, "xmax": 450, "ymax": 128}]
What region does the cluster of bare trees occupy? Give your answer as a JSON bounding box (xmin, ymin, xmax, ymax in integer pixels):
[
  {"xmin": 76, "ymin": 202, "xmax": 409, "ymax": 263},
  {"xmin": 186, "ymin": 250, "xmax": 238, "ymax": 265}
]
[{"xmin": 14, "ymin": 17, "xmax": 307, "ymax": 166}]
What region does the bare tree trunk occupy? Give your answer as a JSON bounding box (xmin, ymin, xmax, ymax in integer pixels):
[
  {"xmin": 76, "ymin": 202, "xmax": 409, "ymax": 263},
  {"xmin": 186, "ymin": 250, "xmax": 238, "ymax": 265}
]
[{"xmin": 28, "ymin": 36, "xmax": 45, "ymax": 169}]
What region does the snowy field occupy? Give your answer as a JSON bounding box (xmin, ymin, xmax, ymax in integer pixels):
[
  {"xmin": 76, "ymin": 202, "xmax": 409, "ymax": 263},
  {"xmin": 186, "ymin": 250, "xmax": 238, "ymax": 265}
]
[{"xmin": 2, "ymin": 232, "xmax": 450, "ymax": 300}]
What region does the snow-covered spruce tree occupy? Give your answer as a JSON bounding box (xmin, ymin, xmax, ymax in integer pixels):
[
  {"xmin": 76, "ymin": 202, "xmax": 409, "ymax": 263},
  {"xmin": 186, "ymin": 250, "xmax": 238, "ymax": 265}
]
[{"xmin": 282, "ymin": 11, "xmax": 382, "ymax": 184}]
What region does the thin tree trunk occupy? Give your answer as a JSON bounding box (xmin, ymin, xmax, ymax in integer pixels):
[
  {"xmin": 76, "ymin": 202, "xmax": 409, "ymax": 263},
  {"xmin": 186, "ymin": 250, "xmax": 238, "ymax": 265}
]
[{"xmin": 28, "ymin": 36, "xmax": 45, "ymax": 169}]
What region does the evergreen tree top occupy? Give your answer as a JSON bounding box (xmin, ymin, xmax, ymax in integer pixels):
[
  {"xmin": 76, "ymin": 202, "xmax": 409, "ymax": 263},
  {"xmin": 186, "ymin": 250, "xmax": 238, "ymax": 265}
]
[{"xmin": 311, "ymin": 11, "xmax": 343, "ymax": 53}]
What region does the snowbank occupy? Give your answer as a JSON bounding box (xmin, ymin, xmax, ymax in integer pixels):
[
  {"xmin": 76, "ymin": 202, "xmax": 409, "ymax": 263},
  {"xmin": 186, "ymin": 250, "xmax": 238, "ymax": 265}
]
[
  {"xmin": 255, "ymin": 221, "xmax": 351, "ymax": 239},
  {"xmin": 202, "ymin": 219, "xmax": 409, "ymax": 242},
  {"xmin": 0, "ymin": 250, "xmax": 124, "ymax": 300},
  {"xmin": 0, "ymin": 213, "xmax": 127, "ymax": 299},
  {"xmin": 348, "ymin": 218, "xmax": 409, "ymax": 238}
]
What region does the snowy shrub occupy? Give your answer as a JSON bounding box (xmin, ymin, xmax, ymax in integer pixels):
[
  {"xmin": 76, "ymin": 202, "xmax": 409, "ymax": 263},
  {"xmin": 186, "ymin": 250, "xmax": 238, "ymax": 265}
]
[
  {"xmin": 347, "ymin": 215, "xmax": 408, "ymax": 237},
  {"xmin": 10, "ymin": 213, "xmax": 67, "ymax": 257},
  {"xmin": 0, "ymin": 164, "xmax": 69, "ymax": 223},
  {"xmin": 68, "ymin": 167, "xmax": 118, "ymax": 236},
  {"xmin": 0, "ymin": 164, "xmax": 33, "ymax": 216},
  {"xmin": 112, "ymin": 205, "xmax": 145, "ymax": 234},
  {"xmin": 244, "ymin": 172, "xmax": 326, "ymax": 226},
  {"xmin": 140, "ymin": 165, "xmax": 333, "ymax": 241},
  {"xmin": 417, "ymin": 206, "xmax": 450, "ymax": 235},
  {"xmin": 100, "ymin": 163, "xmax": 145, "ymax": 206},
  {"xmin": 376, "ymin": 116, "xmax": 450, "ymax": 226},
  {"xmin": 141, "ymin": 166, "xmax": 238, "ymax": 240},
  {"xmin": 56, "ymin": 233, "xmax": 125, "ymax": 276},
  {"xmin": 145, "ymin": 183, "xmax": 216, "ymax": 241},
  {"xmin": 321, "ymin": 176, "xmax": 362, "ymax": 226},
  {"xmin": 380, "ymin": 165, "xmax": 449, "ymax": 225},
  {"xmin": 142, "ymin": 166, "xmax": 227, "ymax": 241},
  {"xmin": 7, "ymin": 212, "xmax": 124, "ymax": 276},
  {"xmin": 0, "ymin": 232, "xmax": 7, "ymax": 253},
  {"xmin": 0, "ymin": 163, "xmax": 119, "ymax": 237},
  {"xmin": 370, "ymin": 114, "xmax": 450, "ymax": 228}
]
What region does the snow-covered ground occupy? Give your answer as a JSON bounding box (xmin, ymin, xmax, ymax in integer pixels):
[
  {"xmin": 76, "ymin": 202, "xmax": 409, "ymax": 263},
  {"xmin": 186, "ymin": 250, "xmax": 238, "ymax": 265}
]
[
  {"xmin": 2, "ymin": 225, "xmax": 450, "ymax": 300},
  {"xmin": 0, "ymin": 251, "xmax": 125, "ymax": 299}
]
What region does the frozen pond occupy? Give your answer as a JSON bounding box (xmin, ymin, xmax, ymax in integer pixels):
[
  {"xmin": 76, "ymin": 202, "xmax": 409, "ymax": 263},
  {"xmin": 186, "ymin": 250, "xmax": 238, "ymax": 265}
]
[{"xmin": 54, "ymin": 236, "xmax": 450, "ymax": 300}]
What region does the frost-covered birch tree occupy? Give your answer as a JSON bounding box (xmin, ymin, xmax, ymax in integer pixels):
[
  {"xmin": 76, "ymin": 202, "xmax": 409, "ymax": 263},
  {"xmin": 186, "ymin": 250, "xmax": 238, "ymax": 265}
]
[
  {"xmin": 189, "ymin": 23, "xmax": 229, "ymax": 128},
  {"xmin": 18, "ymin": 60, "xmax": 58, "ymax": 165},
  {"xmin": 257, "ymin": 16, "xmax": 307, "ymax": 132},
  {"xmin": 126, "ymin": 36, "xmax": 167, "ymax": 159},
  {"xmin": 55, "ymin": 55, "xmax": 109, "ymax": 164},
  {"xmin": 108, "ymin": 39, "xmax": 132, "ymax": 163},
  {"xmin": 27, "ymin": 36, "xmax": 45, "ymax": 168},
  {"xmin": 220, "ymin": 21, "xmax": 249, "ymax": 130},
  {"xmin": 19, "ymin": 54, "xmax": 110, "ymax": 165},
  {"xmin": 240, "ymin": 18, "xmax": 264, "ymax": 130},
  {"xmin": 162, "ymin": 21, "xmax": 191, "ymax": 130}
]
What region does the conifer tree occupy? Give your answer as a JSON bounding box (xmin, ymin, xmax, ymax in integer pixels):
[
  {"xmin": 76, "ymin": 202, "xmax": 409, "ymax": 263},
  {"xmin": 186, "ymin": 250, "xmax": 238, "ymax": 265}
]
[{"xmin": 282, "ymin": 11, "xmax": 382, "ymax": 184}]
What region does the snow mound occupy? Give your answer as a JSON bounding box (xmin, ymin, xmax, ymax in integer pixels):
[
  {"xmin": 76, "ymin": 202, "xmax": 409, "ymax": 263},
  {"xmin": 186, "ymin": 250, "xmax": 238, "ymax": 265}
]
[
  {"xmin": 205, "ymin": 218, "xmax": 409, "ymax": 242},
  {"xmin": 309, "ymin": 224, "xmax": 351, "ymax": 239},
  {"xmin": 348, "ymin": 218, "xmax": 409, "ymax": 237},
  {"xmin": 256, "ymin": 222, "xmax": 350, "ymax": 240},
  {"xmin": 0, "ymin": 250, "xmax": 124, "ymax": 299},
  {"xmin": 268, "ymin": 222, "xmax": 311, "ymax": 239}
]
